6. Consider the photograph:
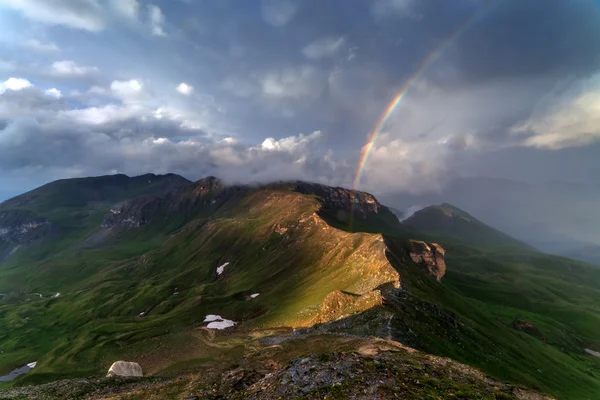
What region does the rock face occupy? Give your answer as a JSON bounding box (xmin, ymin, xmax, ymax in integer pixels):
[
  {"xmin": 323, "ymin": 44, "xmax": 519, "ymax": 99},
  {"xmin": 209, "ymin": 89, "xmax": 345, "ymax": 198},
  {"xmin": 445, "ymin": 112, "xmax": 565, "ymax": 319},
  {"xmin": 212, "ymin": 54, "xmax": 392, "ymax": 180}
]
[
  {"xmin": 106, "ymin": 361, "xmax": 143, "ymax": 378},
  {"xmin": 312, "ymin": 290, "xmax": 384, "ymax": 325},
  {"xmin": 101, "ymin": 176, "xmax": 229, "ymax": 229},
  {"xmin": 293, "ymin": 182, "xmax": 381, "ymax": 218},
  {"xmin": 0, "ymin": 211, "xmax": 56, "ymax": 244},
  {"xmin": 406, "ymin": 240, "xmax": 446, "ymax": 281}
]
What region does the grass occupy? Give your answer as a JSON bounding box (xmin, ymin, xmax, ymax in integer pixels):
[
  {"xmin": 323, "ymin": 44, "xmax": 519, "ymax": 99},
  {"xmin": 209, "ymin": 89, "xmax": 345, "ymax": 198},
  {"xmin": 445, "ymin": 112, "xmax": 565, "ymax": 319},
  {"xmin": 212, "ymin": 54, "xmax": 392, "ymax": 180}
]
[{"xmin": 0, "ymin": 178, "xmax": 599, "ymax": 399}]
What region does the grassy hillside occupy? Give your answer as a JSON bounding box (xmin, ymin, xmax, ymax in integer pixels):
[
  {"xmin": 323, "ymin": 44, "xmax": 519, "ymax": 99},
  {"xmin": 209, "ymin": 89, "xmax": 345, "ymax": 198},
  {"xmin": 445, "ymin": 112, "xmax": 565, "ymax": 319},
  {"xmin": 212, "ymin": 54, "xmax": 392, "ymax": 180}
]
[{"xmin": 0, "ymin": 176, "xmax": 599, "ymax": 399}]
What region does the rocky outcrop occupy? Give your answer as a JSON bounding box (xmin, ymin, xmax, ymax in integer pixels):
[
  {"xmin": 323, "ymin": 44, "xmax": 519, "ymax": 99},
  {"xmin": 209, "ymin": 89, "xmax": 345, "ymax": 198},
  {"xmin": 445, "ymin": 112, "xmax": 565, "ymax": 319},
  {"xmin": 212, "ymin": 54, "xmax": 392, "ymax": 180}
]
[
  {"xmin": 513, "ymin": 320, "xmax": 544, "ymax": 339},
  {"xmin": 293, "ymin": 182, "xmax": 381, "ymax": 218},
  {"xmin": 312, "ymin": 290, "xmax": 384, "ymax": 324},
  {"xmin": 406, "ymin": 240, "xmax": 446, "ymax": 281},
  {"xmin": 0, "ymin": 211, "xmax": 56, "ymax": 244},
  {"xmin": 106, "ymin": 361, "xmax": 143, "ymax": 377},
  {"xmin": 101, "ymin": 176, "xmax": 230, "ymax": 229}
]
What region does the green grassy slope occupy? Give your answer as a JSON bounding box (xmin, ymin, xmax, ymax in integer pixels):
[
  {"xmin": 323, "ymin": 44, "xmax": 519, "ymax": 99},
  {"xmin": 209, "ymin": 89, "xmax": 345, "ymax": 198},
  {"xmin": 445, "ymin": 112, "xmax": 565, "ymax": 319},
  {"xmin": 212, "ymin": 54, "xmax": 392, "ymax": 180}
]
[{"xmin": 0, "ymin": 177, "xmax": 598, "ymax": 399}]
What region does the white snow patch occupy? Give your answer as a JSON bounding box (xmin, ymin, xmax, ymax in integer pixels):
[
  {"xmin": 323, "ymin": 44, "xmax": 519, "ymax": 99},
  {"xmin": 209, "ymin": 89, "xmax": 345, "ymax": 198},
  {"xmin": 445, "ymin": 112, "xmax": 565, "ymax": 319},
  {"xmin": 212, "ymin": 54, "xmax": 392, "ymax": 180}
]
[
  {"xmin": 207, "ymin": 320, "xmax": 236, "ymax": 329},
  {"xmin": 217, "ymin": 262, "xmax": 230, "ymax": 276},
  {"xmin": 585, "ymin": 348, "xmax": 600, "ymax": 358},
  {"xmin": 203, "ymin": 314, "xmax": 236, "ymax": 330},
  {"xmin": 26, "ymin": 362, "xmax": 37, "ymax": 369},
  {"xmin": 203, "ymin": 314, "xmax": 223, "ymax": 322},
  {"xmin": 250, "ymin": 293, "xmax": 260, "ymax": 299},
  {"xmin": 52, "ymin": 292, "xmax": 61, "ymax": 298},
  {"xmin": 139, "ymin": 312, "xmax": 145, "ymax": 316}
]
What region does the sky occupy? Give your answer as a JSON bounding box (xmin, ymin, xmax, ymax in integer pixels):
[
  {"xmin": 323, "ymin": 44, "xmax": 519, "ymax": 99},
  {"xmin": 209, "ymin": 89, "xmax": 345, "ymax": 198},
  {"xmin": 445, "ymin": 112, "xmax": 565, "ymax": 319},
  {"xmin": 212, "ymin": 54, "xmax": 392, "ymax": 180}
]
[{"xmin": 0, "ymin": 0, "xmax": 599, "ymax": 202}]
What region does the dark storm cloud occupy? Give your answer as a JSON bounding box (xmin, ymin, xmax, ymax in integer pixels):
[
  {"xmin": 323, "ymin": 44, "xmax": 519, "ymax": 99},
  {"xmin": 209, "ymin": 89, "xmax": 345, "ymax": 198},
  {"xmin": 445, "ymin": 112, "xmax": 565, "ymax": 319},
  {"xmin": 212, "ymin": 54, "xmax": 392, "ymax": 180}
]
[
  {"xmin": 0, "ymin": 0, "xmax": 599, "ymax": 206},
  {"xmin": 450, "ymin": 0, "xmax": 600, "ymax": 82}
]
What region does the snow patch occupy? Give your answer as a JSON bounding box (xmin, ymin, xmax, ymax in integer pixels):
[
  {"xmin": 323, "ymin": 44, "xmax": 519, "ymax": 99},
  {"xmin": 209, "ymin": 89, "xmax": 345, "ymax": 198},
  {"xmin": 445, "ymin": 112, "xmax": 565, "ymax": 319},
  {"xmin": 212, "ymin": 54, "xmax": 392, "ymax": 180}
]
[
  {"xmin": 26, "ymin": 362, "xmax": 37, "ymax": 369},
  {"xmin": 250, "ymin": 293, "xmax": 260, "ymax": 299},
  {"xmin": 207, "ymin": 320, "xmax": 236, "ymax": 329},
  {"xmin": 203, "ymin": 314, "xmax": 236, "ymax": 330},
  {"xmin": 52, "ymin": 292, "xmax": 61, "ymax": 298},
  {"xmin": 139, "ymin": 312, "xmax": 145, "ymax": 317},
  {"xmin": 217, "ymin": 262, "xmax": 230, "ymax": 276},
  {"xmin": 585, "ymin": 348, "xmax": 600, "ymax": 358}
]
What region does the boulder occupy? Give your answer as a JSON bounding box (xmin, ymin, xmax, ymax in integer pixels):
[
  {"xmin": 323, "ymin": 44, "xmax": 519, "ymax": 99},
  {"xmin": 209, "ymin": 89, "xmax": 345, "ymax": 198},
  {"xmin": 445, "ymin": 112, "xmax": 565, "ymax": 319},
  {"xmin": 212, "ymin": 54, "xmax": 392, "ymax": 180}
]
[{"xmin": 106, "ymin": 361, "xmax": 143, "ymax": 378}]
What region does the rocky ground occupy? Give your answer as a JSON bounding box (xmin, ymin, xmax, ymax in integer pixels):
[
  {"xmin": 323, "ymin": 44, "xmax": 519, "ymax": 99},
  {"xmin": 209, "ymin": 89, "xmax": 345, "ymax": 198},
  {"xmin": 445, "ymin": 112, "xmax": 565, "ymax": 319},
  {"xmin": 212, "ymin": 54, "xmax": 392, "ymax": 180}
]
[{"xmin": 0, "ymin": 335, "xmax": 553, "ymax": 400}]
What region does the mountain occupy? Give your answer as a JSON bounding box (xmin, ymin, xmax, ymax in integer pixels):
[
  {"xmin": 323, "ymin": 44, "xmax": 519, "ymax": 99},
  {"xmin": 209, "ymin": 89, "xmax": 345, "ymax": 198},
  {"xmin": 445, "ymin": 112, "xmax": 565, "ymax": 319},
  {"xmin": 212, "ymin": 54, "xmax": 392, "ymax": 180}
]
[
  {"xmin": 558, "ymin": 244, "xmax": 600, "ymax": 266},
  {"xmin": 403, "ymin": 203, "xmax": 534, "ymax": 251},
  {"xmin": 0, "ymin": 175, "xmax": 599, "ymax": 399},
  {"xmin": 381, "ymin": 177, "xmax": 600, "ymax": 254}
]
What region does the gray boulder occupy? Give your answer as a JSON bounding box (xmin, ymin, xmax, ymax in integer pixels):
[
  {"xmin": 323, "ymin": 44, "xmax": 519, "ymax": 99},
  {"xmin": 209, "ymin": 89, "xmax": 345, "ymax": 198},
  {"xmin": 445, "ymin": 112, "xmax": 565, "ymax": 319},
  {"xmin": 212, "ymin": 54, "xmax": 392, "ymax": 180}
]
[{"xmin": 106, "ymin": 361, "xmax": 143, "ymax": 377}]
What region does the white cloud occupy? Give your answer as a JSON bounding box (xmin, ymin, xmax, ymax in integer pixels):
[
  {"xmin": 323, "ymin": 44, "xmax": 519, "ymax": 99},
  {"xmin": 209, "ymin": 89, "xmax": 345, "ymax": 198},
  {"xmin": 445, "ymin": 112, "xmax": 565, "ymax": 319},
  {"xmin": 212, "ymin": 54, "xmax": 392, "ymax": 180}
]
[
  {"xmin": 0, "ymin": 0, "xmax": 106, "ymax": 31},
  {"xmin": 148, "ymin": 4, "xmax": 167, "ymax": 36},
  {"xmin": 110, "ymin": 0, "xmax": 139, "ymax": 19},
  {"xmin": 512, "ymin": 73, "xmax": 600, "ymax": 150},
  {"xmin": 51, "ymin": 60, "xmax": 99, "ymax": 77},
  {"xmin": 110, "ymin": 79, "xmax": 144, "ymax": 103},
  {"xmin": 260, "ymin": 65, "xmax": 323, "ymax": 99},
  {"xmin": 260, "ymin": 131, "xmax": 322, "ymax": 152},
  {"xmin": 61, "ymin": 104, "xmax": 137, "ymax": 125},
  {"xmin": 302, "ymin": 37, "xmax": 345, "ymax": 59},
  {"xmin": 176, "ymin": 82, "xmax": 194, "ymax": 96},
  {"xmin": 44, "ymin": 88, "xmax": 62, "ymax": 98},
  {"xmin": 88, "ymin": 85, "xmax": 108, "ymax": 95},
  {"xmin": 23, "ymin": 39, "xmax": 60, "ymax": 53},
  {"xmin": 0, "ymin": 77, "xmax": 33, "ymax": 95},
  {"xmin": 261, "ymin": 0, "xmax": 297, "ymax": 27}
]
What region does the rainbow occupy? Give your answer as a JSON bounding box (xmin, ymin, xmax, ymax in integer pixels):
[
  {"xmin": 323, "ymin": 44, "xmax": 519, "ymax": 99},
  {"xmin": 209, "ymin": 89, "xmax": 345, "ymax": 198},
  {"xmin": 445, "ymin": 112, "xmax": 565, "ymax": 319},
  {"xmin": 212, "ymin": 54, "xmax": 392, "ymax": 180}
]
[{"xmin": 352, "ymin": 1, "xmax": 498, "ymax": 192}]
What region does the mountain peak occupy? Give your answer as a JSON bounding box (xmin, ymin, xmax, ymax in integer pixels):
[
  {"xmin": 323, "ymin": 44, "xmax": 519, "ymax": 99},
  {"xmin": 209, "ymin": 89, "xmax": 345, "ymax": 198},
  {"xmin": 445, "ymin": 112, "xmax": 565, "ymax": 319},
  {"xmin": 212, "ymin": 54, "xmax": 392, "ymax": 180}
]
[{"xmin": 404, "ymin": 203, "xmax": 532, "ymax": 250}]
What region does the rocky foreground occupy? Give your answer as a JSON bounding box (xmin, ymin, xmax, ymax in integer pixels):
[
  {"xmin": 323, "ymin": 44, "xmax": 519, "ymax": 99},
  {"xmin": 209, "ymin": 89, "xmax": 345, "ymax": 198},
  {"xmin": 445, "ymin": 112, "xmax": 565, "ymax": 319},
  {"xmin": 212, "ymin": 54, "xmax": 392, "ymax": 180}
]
[{"xmin": 0, "ymin": 334, "xmax": 553, "ymax": 400}]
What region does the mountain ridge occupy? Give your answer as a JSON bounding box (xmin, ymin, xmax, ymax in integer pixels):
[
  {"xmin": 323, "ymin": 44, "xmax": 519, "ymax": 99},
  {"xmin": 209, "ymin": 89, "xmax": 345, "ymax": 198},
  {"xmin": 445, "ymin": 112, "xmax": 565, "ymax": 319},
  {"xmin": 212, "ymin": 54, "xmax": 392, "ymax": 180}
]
[{"xmin": 0, "ymin": 174, "xmax": 599, "ymax": 399}]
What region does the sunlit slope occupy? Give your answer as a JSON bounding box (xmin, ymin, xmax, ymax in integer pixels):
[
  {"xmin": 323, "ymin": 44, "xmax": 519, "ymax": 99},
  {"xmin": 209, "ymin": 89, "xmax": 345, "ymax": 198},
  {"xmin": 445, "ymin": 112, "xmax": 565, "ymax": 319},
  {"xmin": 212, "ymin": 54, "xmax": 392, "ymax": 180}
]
[{"xmin": 0, "ymin": 180, "xmax": 402, "ymax": 383}]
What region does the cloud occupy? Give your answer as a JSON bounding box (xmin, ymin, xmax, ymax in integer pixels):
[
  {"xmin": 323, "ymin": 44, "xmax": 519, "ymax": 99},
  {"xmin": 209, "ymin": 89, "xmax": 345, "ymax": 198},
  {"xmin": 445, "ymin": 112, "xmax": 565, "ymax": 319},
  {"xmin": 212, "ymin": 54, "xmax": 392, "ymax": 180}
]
[
  {"xmin": 0, "ymin": 0, "xmax": 106, "ymax": 31},
  {"xmin": 23, "ymin": 39, "xmax": 60, "ymax": 53},
  {"xmin": 260, "ymin": 65, "xmax": 323, "ymax": 100},
  {"xmin": 261, "ymin": 0, "xmax": 298, "ymax": 27},
  {"xmin": 302, "ymin": 37, "xmax": 345, "ymax": 59},
  {"xmin": 176, "ymin": 82, "xmax": 194, "ymax": 96},
  {"xmin": 148, "ymin": 4, "xmax": 167, "ymax": 36},
  {"xmin": 0, "ymin": 77, "xmax": 33, "ymax": 95},
  {"xmin": 44, "ymin": 88, "xmax": 62, "ymax": 99},
  {"xmin": 110, "ymin": 0, "xmax": 139, "ymax": 20},
  {"xmin": 0, "ymin": 79, "xmax": 346, "ymax": 191},
  {"xmin": 110, "ymin": 79, "xmax": 144, "ymax": 103},
  {"xmin": 512, "ymin": 73, "xmax": 600, "ymax": 150},
  {"xmin": 51, "ymin": 60, "xmax": 99, "ymax": 77}
]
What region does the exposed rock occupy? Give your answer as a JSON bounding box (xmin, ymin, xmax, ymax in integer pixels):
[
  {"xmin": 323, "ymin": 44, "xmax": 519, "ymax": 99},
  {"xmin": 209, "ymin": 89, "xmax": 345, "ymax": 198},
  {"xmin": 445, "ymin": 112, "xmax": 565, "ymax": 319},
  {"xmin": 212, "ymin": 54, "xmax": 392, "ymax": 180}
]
[
  {"xmin": 106, "ymin": 361, "xmax": 143, "ymax": 378},
  {"xmin": 513, "ymin": 320, "xmax": 545, "ymax": 339},
  {"xmin": 293, "ymin": 182, "xmax": 381, "ymax": 218},
  {"xmin": 312, "ymin": 290, "xmax": 384, "ymax": 324},
  {"xmin": 406, "ymin": 240, "xmax": 446, "ymax": 281},
  {"xmin": 0, "ymin": 211, "xmax": 56, "ymax": 245}
]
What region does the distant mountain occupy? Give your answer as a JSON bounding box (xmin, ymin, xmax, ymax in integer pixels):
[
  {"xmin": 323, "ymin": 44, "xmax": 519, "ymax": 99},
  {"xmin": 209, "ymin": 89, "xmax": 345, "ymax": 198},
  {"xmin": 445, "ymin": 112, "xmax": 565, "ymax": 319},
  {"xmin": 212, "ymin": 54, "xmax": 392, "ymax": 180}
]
[
  {"xmin": 559, "ymin": 244, "xmax": 600, "ymax": 266},
  {"xmin": 403, "ymin": 203, "xmax": 534, "ymax": 251},
  {"xmin": 0, "ymin": 174, "xmax": 599, "ymax": 398},
  {"xmin": 381, "ymin": 177, "xmax": 600, "ymax": 253}
]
